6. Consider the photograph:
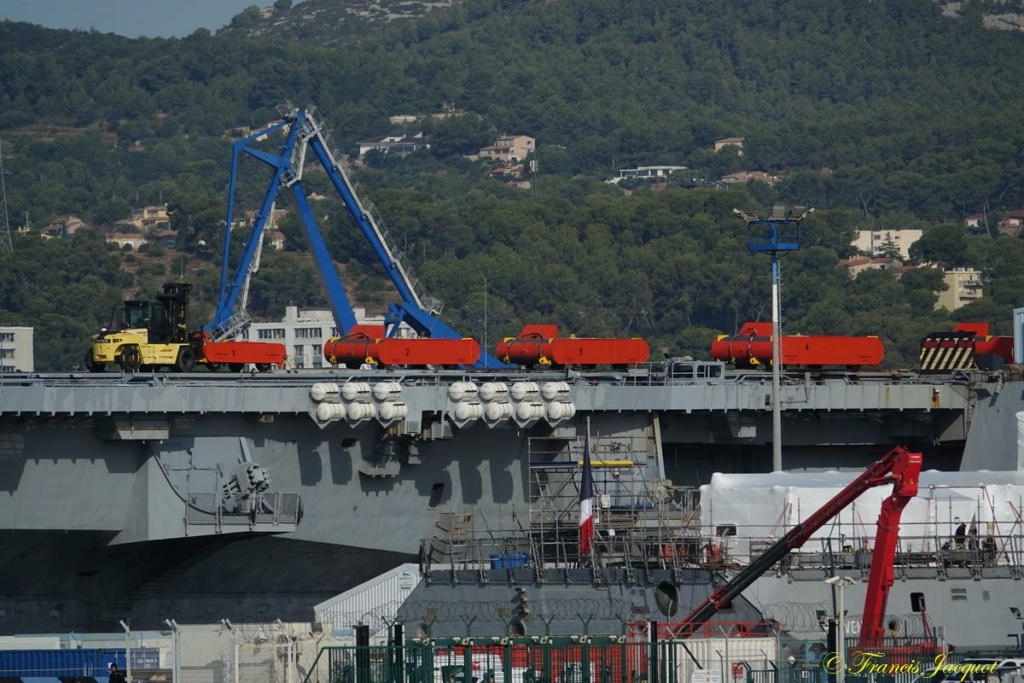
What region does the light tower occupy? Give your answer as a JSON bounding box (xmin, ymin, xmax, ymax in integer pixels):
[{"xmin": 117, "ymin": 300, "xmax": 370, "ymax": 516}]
[{"xmin": 733, "ymin": 205, "xmax": 813, "ymax": 472}]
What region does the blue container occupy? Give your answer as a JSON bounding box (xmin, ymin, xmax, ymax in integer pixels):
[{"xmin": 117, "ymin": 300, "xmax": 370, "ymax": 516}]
[
  {"xmin": 489, "ymin": 552, "xmax": 530, "ymax": 569},
  {"xmin": 0, "ymin": 648, "xmax": 126, "ymax": 677}
]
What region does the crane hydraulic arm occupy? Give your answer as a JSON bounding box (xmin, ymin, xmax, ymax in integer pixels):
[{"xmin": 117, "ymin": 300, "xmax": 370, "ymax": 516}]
[
  {"xmin": 677, "ymin": 446, "xmax": 923, "ymax": 638},
  {"xmin": 857, "ymin": 453, "xmax": 924, "ymax": 648}
]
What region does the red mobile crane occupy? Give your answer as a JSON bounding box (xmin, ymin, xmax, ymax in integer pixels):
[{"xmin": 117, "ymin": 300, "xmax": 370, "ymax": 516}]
[{"xmin": 676, "ymin": 446, "xmax": 923, "ymax": 639}]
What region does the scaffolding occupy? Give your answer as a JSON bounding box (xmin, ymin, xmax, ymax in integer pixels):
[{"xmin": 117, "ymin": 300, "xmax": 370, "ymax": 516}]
[
  {"xmin": 419, "ymin": 433, "xmax": 704, "ymax": 576},
  {"xmin": 527, "ymin": 433, "xmax": 669, "ymax": 566}
]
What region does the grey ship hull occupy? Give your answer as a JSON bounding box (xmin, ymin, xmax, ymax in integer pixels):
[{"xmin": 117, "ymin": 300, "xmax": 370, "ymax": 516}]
[
  {"xmin": 748, "ymin": 571, "xmax": 1024, "ymax": 651},
  {"xmin": 0, "ymin": 367, "xmax": 1014, "ymax": 644}
]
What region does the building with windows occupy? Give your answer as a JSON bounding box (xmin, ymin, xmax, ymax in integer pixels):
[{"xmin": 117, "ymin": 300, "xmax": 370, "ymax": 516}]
[
  {"xmin": 838, "ymin": 257, "xmax": 908, "ymax": 279},
  {"xmin": 131, "ymin": 204, "xmax": 170, "ymax": 230},
  {"xmin": 477, "ymin": 135, "xmax": 535, "ymax": 163},
  {"xmin": 245, "ymin": 306, "xmax": 410, "ymax": 369},
  {"xmin": 0, "ymin": 327, "xmax": 34, "ymax": 372},
  {"xmin": 357, "ymin": 132, "xmax": 430, "ymax": 158},
  {"xmin": 609, "ymin": 166, "xmax": 687, "ymax": 184},
  {"xmin": 935, "ymin": 267, "xmax": 984, "ymax": 312},
  {"xmin": 850, "ymin": 229, "xmax": 923, "ymax": 261}
]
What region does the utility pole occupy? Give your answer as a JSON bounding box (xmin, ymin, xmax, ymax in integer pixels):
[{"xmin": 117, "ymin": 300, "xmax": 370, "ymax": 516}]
[
  {"xmin": 164, "ymin": 619, "xmax": 179, "ymax": 683},
  {"xmin": 734, "ymin": 206, "xmax": 813, "ymax": 472},
  {"xmin": 0, "ymin": 137, "xmax": 13, "ymax": 255},
  {"xmin": 824, "ymin": 576, "xmax": 856, "ymax": 683},
  {"xmin": 119, "ymin": 620, "xmax": 132, "ymax": 683}
]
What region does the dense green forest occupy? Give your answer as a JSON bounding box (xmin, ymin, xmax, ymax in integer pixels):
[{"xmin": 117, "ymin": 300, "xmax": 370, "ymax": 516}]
[{"xmin": 2, "ymin": 0, "xmax": 1024, "ymax": 371}]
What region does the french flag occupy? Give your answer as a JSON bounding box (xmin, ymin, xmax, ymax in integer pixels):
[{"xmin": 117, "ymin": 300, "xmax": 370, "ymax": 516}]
[{"xmin": 579, "ymin": 435, "xmax": 595, "ymax": 555}]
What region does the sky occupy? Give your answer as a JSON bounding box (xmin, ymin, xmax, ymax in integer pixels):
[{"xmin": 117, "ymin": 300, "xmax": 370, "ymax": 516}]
[{"xmin": 0, "ymin": 0, "xmax": 266, "ymax": 38}]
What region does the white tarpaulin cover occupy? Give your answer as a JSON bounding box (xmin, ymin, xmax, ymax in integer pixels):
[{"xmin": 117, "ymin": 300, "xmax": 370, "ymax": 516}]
[
  {"xmin": 1016, "ymin": 411, "xmax": 1024, "ymax": 470},
  {"xmin": 699, "ymin": 470, "xmax": 1024, "ymax": 562}
]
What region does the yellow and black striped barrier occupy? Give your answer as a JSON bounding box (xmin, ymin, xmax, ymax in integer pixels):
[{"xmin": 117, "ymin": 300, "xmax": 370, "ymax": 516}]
[{"xmin": 918, "ymin": 331, "xmax": 975, "ymax": 372}]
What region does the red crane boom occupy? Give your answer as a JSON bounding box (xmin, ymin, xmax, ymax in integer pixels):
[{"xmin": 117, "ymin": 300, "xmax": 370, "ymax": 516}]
[
  {"xmin": 677, "ymin": 446, "xmax": 923, "ymax": 638},
  {"xmin": 857, "ymin": 453, "xmax": 923, "ymax": 648}
]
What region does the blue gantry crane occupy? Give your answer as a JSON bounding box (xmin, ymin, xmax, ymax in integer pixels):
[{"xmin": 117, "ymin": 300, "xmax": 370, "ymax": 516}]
[{"xmin": 207, "ymin": 104, "xmax": 502, "ymax": 368}]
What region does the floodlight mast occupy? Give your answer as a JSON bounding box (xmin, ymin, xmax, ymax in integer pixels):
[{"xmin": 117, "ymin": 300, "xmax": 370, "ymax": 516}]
[{"xmin": 734, "ymin": 206, "xmax": 811, "ymax": 472}]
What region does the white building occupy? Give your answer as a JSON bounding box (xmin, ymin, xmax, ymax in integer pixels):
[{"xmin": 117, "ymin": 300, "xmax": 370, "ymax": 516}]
[
  {"xmin": 246, "ymin": 306, "xmax": 410, "ymax": 369},
  {"xmin": 0, "ymin": 327, "xmax": 33, "ymax": 372},
  {"xmin": 608, "ymin": 166, "xmax": 687, "ymax": 184},
  {"xmin": 850, "ymin": 228, "xmax": 923, "ymax": 260},
  {"xmin": 314, "ymin": 563, "xmax": 421, "ymax": 640}
]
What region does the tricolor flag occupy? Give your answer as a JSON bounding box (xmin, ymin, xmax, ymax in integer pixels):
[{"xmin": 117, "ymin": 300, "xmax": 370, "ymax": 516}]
[{"xmin": 579, "ymin": 435, "xmax": 595, "ymax": 555}]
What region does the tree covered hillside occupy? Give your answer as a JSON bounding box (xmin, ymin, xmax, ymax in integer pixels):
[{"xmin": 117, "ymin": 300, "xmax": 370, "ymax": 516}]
[{"xmin": 1, "ymin": 0, "xmax": 1024, "ymax": 370}]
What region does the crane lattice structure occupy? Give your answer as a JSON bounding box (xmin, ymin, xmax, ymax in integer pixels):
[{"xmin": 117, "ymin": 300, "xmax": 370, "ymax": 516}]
[{"xmin": 0, "ymin": 137, "xmax": 12, "ymax": 255}]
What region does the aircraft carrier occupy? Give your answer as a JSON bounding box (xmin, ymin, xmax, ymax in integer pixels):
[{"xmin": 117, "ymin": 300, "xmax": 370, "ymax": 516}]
[{"xmin": 1, "ymin": 362, "xmax": 1022, "ymax": 650}]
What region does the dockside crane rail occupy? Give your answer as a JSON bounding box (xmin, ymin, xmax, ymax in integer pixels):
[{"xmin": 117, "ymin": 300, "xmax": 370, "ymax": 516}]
[
  {"xmin": 677, "ymin": 445, "xmax": 923, "ymax": 639},
  {"xmin": 207, "ymin": 103, "xmax": 506, "ymax": 368}
]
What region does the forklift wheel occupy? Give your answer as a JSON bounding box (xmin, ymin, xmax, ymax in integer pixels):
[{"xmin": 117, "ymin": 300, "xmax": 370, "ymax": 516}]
[
  {"xmin": 85, "ymin": 350, "xmax": 105, "ymax": 373},
  {"xmin": 176, "ymin": 347, "xmax": 197, "ymax": 372},
  {"xmin": 118, "ymin": 347, "xmax": 141, "ymax": 373}
]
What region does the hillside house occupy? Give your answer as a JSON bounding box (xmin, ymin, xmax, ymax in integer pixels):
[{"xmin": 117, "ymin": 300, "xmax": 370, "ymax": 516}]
[
  {"xmin": 490, "ymin": 164, "xmax": 525, "ymax": 179},
  {"xmin": 106, "ymin": 233, "xmax": 148, "ymax": 250},
  {"xmin": 266, "ymin": 228, "xmax": 285, "ymax": 250},
  {"xmin": 610, "ymin": 166, "xmax": 687, "ymax": 184},
  {"xmin": 839, "ymin": 257, "xmax": 908, "ymax": 278},
  {"xmin": 357, "ymin": 132, "xmax": 430, "ymax": 158},
  {"xmin": 850, "ymin": 229, "xmax": 923, "ymax": 261},
  {"xmin": 42, "ymin": 215, "xmax": 87, "ymax": 238},
  {"xmin": 478, "ymin": 135, "xmax": 535, "ymax": 163},
  {"xmin": 1000, "ymin": 210, "xmax": 1024, "ymax": 228},
  {"xmin": 714, "ymin": 137, "xmax": 745, "ymax": 155},
  {"xmin": 131, "ymin": 205, "xmax": 169, "ymax": 230},
  {"xmin": 240, "ymin": 208, "xmax": 288, "ymax": 229}
]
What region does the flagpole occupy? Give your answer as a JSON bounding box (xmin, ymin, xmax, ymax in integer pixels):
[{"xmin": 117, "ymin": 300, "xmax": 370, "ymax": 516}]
[
  {"xmin": 579, "ymin": 418, "xmax": 596, "ymax": 564},
  {"xmin": 587, "ymin": 416, "xmax": 593, "ymax": 563}
]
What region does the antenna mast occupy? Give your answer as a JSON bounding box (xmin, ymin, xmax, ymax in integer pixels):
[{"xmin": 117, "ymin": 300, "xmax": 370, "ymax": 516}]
[{"xmin": 0, "ymin": 137, "xmax": 12, "ymax": 255}]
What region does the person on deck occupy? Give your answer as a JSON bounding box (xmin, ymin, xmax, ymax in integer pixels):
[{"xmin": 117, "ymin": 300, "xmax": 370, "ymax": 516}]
[{"xmin": 954, "ymin": 520, "xmax": 967, "ymax": 549}]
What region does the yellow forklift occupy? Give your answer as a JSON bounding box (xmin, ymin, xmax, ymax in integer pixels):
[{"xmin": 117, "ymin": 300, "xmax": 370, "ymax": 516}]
[{"xmin": 86, "ymin": 283, "xmax": 196, "ymax": 372}]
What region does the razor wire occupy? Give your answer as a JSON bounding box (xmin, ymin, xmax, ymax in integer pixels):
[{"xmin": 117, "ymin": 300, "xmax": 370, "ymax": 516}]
[
  {"xmin": 760, "ymin": 601, "xmax": 933, "ymax": 637},
  {"xmin": 397, "ymin": 598, "xmax": 637, "ymax": 624}
]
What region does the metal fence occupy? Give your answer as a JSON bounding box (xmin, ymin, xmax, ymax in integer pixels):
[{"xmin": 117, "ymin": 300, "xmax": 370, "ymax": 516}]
[
  {"xmin": 298, "ymin": 636, "xmax": 784, "ymax": 683},
  {"xmin": 295, "ymin": 633, "xmax": 1000, "ymax": 683}
]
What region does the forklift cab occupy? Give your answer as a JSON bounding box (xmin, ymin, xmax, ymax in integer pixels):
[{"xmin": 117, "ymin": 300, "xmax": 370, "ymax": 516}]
[{"xmin": 107, "ymin": 299, "xmax": 173, "ymax": 342}]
